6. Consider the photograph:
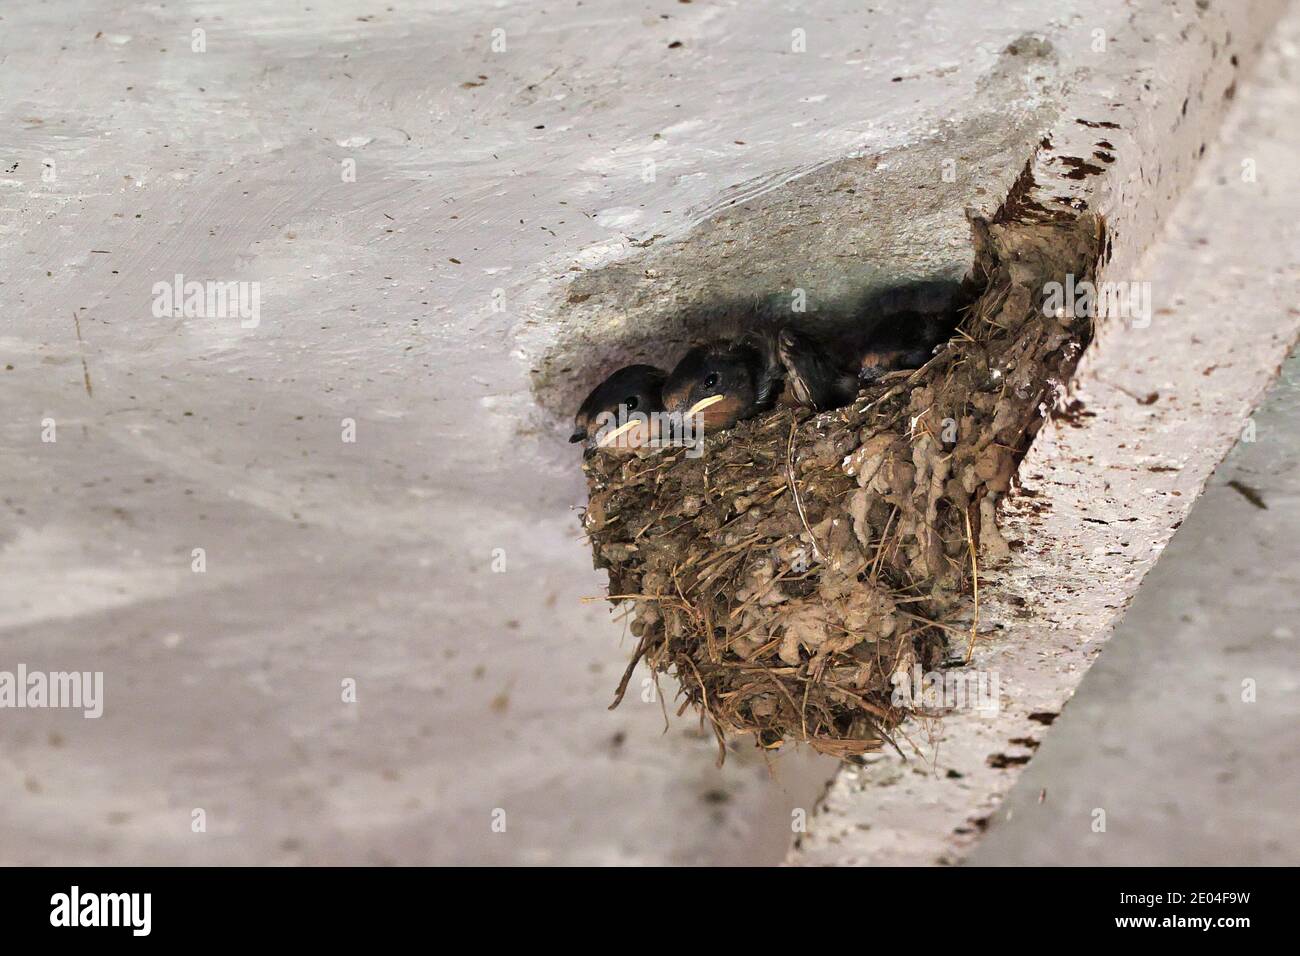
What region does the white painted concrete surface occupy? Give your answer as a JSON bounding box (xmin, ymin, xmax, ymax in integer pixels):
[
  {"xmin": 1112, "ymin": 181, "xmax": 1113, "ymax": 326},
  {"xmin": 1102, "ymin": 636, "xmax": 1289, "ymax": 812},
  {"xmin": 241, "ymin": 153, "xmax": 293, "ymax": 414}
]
[
  {"xmin": 0, "ymin": 0, "xmax": 1088, "ymax": 866},
  {"xmin": 1, "ymin": 0, "xmax": 1293, "ymax": 865},
  {"xmin": 972, "ymin": 351, "xmax": 1300, "ymax": 865},
  {"xmin": 791, "ymin": 0, "xmax": 1300, "ymax": 865},
  {"xmin": 971, "ymin": 4, "xmax": 1300, "ymax": 864}
]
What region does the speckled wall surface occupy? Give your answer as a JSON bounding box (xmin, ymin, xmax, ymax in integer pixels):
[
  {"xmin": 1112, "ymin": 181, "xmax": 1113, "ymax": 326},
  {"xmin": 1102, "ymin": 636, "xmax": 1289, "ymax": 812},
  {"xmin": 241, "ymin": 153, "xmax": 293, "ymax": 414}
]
[{"xmin": 0, "ymin": 0, "xmax": 1293, "ymax": 865}]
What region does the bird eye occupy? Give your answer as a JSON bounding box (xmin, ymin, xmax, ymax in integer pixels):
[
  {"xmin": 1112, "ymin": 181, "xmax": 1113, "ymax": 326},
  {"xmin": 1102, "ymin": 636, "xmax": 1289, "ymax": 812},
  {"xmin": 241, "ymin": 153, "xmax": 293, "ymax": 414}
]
[
  {"xmin": 624, "ymin": 395, "xmax": 638, "ymax": 411},
  {"xmin": 703, "ymin": 373, "xmax": 719, "ymax": 390}
]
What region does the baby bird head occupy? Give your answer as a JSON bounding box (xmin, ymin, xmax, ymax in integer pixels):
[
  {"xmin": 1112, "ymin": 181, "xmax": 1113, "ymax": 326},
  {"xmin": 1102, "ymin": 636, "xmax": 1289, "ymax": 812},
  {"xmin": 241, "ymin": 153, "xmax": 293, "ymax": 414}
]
[
  {"xmin": 662, "ymin": 340, "xmax": 778, "ymax": 432},
  {"xmin": 776, "ymin": 326, "xmax": 861, "ymax": 411},
  {"xmin": 857, "ymin": 345, "xmax": 933, "ymax": 384},
  {"xmin": 570, "ymin": 364, "xmax": 667, "ymax": 450}
]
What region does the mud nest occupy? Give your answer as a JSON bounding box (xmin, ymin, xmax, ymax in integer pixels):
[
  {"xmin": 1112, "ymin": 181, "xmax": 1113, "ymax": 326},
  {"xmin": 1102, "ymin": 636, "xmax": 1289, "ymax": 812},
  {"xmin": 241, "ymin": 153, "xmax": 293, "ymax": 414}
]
[{"xmin": 582, "ymin": 175, "xmax": 1102, "ymax": 760}]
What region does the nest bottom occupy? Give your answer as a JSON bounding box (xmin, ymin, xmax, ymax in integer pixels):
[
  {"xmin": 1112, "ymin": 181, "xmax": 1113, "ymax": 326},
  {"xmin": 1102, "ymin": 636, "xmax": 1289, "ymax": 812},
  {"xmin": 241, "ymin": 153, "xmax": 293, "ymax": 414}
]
[{"xmin": 586, "ymin": 403, "xmax": 948, "ymax": 761}]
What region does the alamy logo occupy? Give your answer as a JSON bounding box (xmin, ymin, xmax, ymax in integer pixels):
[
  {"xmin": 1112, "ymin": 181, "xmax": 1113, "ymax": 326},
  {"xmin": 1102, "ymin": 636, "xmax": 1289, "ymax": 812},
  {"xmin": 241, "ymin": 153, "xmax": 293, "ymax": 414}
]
[
  {"xmin": 1042, "ymin": 274, "xmax": 1151, "ymax": 328},
  {"xmin": 152, "ymin": 273, "xmax": 261, "ymax": 328},
  {"xmin": 0, "ymin": 665, "xmax": 103, "ymax": 718},
  {"xmin": 891, "ymin": 665, "xmax": 1000, "ymax": 717},
  {"xmin": 50, "ymin": 886, "xmax": 151, "ymax": 936}
]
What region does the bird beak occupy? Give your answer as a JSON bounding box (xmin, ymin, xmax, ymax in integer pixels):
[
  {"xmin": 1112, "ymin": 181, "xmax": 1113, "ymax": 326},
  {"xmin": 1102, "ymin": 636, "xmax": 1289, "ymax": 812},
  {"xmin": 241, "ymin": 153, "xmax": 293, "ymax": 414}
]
[
  {"xmin": 596, "ymin": 418, "xmax": 642, "ymax": 448},
  {"xmin": 569, "ymin": 430, "xmax": 586, "ymax": 444},
  {"xmin": 684, "ymin": 394, "xmax": 726, "ymax": 418}
]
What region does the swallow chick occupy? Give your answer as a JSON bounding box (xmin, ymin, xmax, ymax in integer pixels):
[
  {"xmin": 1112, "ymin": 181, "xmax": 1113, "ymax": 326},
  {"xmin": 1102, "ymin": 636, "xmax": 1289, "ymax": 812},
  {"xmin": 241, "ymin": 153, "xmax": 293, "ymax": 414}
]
[
  {"xmin": 661, "ymin": 336, "xmax": 783, "ymax": 433},
  {"xmin": 570, "ymin": 364, "xmax": 667, "ymax": 451},
  {"xmin": 857, "ymin": 342, "xmax": 934, "ymax": 383},
  {"xmin": 774, "ymin": 325, "xmax": 862, "ymax": 412},
  {"xmin": 856, "ymin": 311, "xmax": 951, "ymax": 384}
]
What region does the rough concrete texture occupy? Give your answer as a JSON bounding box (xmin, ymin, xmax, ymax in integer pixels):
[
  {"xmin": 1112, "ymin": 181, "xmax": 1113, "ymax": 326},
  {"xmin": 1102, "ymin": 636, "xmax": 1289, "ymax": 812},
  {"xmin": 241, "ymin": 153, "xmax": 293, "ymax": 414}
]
[
  {"xmin": 0, "ymin": 0, "xmax": 1293, "ymax": 866},
  {"xmin": 970, "ymin": 350, "xmax": 1300, "ymax": 865},
  {"xmin": 0, "ymin": 0, "xmax": 1097, "ymax": 866},
  {"xmin": 791, "ymin": 0, "xmax": 1299, "ymax": 865},
  {"xmin": 532, "ymin": 52, "xmax": 1059, "ymax": 414},
  {"xmin": 968, "ymin": 2, "xmax": 1300, "ymax": 866}
]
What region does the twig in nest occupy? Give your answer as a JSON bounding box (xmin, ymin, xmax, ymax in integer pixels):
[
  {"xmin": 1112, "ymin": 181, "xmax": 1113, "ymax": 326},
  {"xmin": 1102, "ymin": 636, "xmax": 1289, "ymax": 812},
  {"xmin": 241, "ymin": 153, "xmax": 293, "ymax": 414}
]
[
  {"xmin": 868, "ymin": 506, "xmax": 899, "ymax": 585},
  {"xmin": 727, "ymin": 565, "xmax": 795, "ymax": 620},
  {"xmin": 609, "ymin": 633, "xmax": 649, "ymax": 710},
  {"xmin": 963, "ymin": 507, "xmax": 981, "ymax": 664},
  {"xmin": 785, "ymin": 420, "xmax": 824, "ymax": 564},
  {"xmin": 651, "ymin": 667, "xmax": 669, "ymax": 732},
  {"xmin": 681, "ymin": 654, "xmax": 727, "ymax": 766}
]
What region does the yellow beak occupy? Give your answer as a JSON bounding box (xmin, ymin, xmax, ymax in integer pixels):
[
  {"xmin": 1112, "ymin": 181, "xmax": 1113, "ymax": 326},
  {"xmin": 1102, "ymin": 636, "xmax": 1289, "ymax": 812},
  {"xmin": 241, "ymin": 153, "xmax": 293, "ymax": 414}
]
[
  {"xmin": 596, "ymin": 417, "xmax": 644, "ymax": 448},
  {"xmin": 684, "ymin": 394, "xmax": 726, "ymax": 418}
]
